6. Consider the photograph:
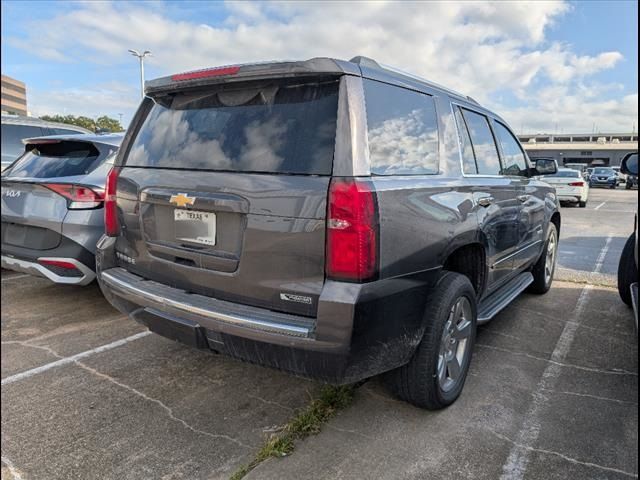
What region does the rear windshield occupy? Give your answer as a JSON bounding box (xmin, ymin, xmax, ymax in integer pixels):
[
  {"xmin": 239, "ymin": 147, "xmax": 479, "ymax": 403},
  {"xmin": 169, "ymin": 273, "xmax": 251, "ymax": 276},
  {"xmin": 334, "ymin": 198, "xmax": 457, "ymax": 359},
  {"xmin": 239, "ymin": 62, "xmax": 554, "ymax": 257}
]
[
  {"xmin": 125, "ymin": 79, "xmax": 339, "ymax": 175},
  {"xmin": 4, "ymin": 141, "xmax": 103, "ymax": 178}
]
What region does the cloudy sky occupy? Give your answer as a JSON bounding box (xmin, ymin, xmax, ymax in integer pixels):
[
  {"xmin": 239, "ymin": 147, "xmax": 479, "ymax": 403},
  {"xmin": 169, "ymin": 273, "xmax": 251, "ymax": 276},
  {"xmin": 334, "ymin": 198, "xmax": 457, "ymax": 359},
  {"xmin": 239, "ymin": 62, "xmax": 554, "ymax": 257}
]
[{"xmin": 1, "ymin": 0, "xmax": 637, "ymax": 133}]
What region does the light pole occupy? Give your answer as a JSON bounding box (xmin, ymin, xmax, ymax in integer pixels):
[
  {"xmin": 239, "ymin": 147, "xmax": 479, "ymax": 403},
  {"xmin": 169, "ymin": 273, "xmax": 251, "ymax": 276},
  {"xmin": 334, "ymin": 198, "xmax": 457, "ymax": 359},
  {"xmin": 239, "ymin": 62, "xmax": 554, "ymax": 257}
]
[{"xmin": 128, "ymin": 49, "xmax": 152, "ymax": 99}]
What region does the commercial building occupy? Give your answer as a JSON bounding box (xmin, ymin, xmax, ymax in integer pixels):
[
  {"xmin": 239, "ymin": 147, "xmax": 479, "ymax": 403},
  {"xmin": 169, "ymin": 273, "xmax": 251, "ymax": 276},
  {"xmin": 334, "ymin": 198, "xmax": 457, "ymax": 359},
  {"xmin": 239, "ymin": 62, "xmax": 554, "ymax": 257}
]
[
  {"xmin": 519, "ymin": 133, "xmax": 638, "ymax": 167},
  {"xmin": 1, "ymin": 75, "xmax": 28, "ymax": 116}
]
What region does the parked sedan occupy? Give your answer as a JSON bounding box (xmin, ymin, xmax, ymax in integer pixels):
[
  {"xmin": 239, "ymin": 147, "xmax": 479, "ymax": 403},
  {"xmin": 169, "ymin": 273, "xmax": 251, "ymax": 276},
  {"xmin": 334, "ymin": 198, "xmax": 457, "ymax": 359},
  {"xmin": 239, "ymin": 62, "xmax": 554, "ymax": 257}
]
[
  {"xmin": 1, "ymin": 133, "xmax": 123, "ymax": 285},
  {"xmin": 589, "ymin": 167, "xmax": 618, "ymax": 189},
  {"xmin": 540, "ymin": 168, "xmax": 589, "ymax": 207}
]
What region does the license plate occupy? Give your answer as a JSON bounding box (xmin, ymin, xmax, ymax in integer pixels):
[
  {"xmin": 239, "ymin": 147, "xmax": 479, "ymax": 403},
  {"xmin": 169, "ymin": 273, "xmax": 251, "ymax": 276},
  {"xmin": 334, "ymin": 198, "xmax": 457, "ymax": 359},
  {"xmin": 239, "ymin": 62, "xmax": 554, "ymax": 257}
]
[{"xmin": 174, "ymin": 209, "xmax": 216, "ymax": 246}]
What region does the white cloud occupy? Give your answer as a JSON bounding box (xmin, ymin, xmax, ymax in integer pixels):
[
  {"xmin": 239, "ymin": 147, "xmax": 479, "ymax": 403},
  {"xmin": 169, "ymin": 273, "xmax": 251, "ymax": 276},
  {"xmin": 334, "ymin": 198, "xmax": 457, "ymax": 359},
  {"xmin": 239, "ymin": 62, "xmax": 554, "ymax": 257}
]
[
  {"xmin": 27, "ymin": 81, "xmax": 139, "ymax": 122},
  {"xmin": 500, "ymin": 93, "xmax": 638, "ymax": 134},
  {"xmin": 8, "ymin": 0, "xmax": 637, "ymax": 132}
]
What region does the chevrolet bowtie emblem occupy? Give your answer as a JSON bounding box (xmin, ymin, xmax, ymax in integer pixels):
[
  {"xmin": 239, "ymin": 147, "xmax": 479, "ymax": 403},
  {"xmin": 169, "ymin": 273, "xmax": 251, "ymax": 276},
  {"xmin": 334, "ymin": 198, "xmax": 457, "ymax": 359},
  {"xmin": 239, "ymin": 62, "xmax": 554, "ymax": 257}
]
[{"xmin": 169, "ymin": 193, "xmax": 195, "ymax": 208}]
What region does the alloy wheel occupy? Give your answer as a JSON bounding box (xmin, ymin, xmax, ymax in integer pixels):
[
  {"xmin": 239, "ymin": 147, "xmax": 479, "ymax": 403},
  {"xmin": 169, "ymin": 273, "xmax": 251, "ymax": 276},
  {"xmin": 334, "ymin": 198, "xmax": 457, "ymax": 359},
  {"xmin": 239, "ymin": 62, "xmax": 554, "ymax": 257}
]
[{"xmin": 437, "ymin": 297, "xmax": 473, "ymax": 392}]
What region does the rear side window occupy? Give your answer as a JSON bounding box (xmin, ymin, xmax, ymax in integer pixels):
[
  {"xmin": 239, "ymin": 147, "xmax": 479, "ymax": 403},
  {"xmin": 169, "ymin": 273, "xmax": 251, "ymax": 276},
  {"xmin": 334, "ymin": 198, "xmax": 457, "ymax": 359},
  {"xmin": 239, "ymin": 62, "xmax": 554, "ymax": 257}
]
[
  {"xmin": 1, "ymin": 124, "xmax": 46, "ymax": 159},
  {"xmin": 494, "ymin": 122, "xmax": 528, "ymax": 176},
  {"xmin": 126, "ymin": 79, "xmax": 339, "ymax": 175},
  {"xmin": 4, "ymin": 141, "xmax": 101, "ymax": 178},
  {"xmin": 363, "ymin": 80, "xmax": 439, "ymax": 175},
  {"xmin": 460, "ymin": 109, "xmax": 501, "ymax": 175}
]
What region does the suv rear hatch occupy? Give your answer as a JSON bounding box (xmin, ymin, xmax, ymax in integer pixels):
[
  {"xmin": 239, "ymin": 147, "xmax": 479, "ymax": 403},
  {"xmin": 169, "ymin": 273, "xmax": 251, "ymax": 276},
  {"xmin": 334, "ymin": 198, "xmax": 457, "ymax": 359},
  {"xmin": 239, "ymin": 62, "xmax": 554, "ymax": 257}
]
[
  {"xmin": 113, "ymin": 76, "xmax": 341, "ymax": 317},
  {"xmin": 2, "ymin": 139, "xmax": 110, "ymax": 251}
]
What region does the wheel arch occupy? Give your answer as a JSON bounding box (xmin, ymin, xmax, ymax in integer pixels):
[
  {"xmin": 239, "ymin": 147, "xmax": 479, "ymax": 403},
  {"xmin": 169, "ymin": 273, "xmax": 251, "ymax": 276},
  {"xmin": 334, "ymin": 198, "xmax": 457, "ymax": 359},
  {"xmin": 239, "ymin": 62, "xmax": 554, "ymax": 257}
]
[{"xmin": 442, "ymin": 242, "xmax": 487, "ymax": 299}]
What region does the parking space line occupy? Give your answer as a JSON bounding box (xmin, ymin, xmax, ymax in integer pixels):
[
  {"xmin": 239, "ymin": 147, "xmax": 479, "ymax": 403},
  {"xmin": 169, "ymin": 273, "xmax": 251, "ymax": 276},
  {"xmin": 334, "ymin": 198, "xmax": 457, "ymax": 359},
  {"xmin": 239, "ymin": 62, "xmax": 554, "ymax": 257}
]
[
  {"xmin": 593, "ymin": 202, "xmax": 606, "ymax": 210},
  {"xmin": 593, "ymin": 235, "xmax": 613, "ymax": 274},
  {"xmin": 1, "ymin": 331, "xmax": 151, "ymax": 386},
  {"xmin": 499, "ymin": 232, "xmax": 617, "ymax": 480},
  {"xmin": 1, "ymin": 455, "xmax": 23, "ymax": 480},
  {"xmin": 499, "ymin": 284, "xmax": 594, "ymax": 480},
  {"xmin": 1, "ymin": 274, "xmax": 31, "ymax": 282}
]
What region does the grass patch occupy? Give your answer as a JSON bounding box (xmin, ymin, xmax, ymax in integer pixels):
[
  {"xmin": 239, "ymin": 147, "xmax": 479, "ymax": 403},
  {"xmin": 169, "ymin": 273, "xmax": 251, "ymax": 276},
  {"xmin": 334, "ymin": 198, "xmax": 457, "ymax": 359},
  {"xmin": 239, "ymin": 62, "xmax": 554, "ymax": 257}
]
[{"xmin": 230, "ymin": 385, "xmax": 355, "ymax": 480}]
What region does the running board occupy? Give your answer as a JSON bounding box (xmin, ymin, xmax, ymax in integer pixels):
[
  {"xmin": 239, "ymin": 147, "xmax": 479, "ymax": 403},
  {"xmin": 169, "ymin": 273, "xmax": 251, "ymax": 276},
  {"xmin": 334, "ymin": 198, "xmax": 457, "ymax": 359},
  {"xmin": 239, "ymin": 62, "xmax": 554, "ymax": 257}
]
[{"xmin": 478, "ymin": 272, "xmax": 534, "ymax": 325}]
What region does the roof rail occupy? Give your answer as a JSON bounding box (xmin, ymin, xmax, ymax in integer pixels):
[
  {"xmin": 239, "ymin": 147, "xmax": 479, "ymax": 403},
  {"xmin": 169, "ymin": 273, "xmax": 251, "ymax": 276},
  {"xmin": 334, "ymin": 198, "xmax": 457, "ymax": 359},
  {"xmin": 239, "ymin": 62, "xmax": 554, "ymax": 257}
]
[
  {"xmin": 349, "ymin": 56, "xmax": 382, "ymax": 69},
  {"xmin": 348, "ymin": 55, "xmax": 480, "ymax": 106}
]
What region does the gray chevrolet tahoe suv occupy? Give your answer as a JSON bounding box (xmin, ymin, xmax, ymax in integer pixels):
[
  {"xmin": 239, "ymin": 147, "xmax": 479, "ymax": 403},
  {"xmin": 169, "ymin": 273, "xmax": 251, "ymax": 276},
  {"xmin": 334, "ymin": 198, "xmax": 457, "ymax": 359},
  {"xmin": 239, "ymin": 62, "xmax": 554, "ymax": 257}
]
[{"xmin": 97, "ymin": 56, "xmax": 560, "ymax": 409}]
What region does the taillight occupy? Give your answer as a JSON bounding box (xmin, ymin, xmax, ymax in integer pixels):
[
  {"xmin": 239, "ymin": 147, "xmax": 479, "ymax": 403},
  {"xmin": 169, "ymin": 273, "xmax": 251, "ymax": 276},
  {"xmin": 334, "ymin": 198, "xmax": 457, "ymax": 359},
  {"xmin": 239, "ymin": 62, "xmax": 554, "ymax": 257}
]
[
  {"xmin": 105, "ymin": 167, "xmax": 120, "ymax": 236},
  {"xmin": 326, "ymin": 178, "xmax": 378, "ymax": 282},
  {"xmin": 38, "ymin": 259, "xmax": 78, "ymax": 270},
  {"xmin": 171, "ymin": 65, "xmax": 240, "ymax": 81},
  {"xmin": 43, "ymin": 184, "xmax": 104, "ymax": 209},
  {"xmin": 569, "ymin": 181, "xmax": 584, "ymax": 187}
]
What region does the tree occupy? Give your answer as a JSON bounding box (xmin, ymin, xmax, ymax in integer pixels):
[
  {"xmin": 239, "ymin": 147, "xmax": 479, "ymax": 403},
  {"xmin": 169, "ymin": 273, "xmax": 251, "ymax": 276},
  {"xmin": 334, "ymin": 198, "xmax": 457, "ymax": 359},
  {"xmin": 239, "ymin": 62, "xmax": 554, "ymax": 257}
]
[
  {"xmin": 95, "ymin": 116, "xmax": 123, "ymax": 132},
  {"xmin": 39, "ymin": 114, "xmax": 123, "ymax": 132}
]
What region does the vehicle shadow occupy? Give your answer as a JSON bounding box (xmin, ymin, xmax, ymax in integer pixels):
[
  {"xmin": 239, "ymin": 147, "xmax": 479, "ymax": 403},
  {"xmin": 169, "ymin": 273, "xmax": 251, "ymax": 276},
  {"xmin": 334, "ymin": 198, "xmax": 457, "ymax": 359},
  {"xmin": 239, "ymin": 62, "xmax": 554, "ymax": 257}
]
[{"xmin": 556, "ymin": 235, "xmax": 628, "ymax": 274}]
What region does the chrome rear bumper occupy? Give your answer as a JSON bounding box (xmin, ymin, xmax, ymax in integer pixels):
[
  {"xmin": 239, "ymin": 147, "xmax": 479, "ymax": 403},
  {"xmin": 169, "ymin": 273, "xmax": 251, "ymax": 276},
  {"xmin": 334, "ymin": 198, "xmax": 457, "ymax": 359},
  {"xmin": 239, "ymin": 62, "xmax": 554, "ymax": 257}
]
[{"xmin": 100, "ymin": 268, "xmax": 314, "ymax": 338}]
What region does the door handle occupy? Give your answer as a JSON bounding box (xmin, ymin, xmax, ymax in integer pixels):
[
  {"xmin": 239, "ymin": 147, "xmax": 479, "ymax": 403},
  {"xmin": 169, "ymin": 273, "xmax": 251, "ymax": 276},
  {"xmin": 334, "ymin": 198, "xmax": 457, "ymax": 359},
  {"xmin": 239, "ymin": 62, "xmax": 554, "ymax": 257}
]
[
  {"xmin": 517, "ymin": 194, "xmax": 530, "ymax": 203},
  {"xmin": 477, "ymin": 196, "xmax": 494, "ymax": 207}
]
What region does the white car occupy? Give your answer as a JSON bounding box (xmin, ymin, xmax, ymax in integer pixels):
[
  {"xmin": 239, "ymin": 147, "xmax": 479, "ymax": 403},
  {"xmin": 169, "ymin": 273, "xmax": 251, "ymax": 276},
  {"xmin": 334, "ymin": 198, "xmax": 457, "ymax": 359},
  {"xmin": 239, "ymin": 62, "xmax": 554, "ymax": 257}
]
[{"xmin": 541, "ymin": 168, "xmax": 590, "ymax": 208}]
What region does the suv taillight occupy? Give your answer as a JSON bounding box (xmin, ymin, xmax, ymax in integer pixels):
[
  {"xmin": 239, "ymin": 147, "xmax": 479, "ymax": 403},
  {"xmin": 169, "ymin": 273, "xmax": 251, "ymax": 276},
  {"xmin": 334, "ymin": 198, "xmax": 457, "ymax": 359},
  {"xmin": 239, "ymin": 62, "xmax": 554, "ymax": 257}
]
[
  {"xmin": 326, "ymin": 178, "xmax": 378, "ymax": 282},
  {"xmin": 43, "ymin": 183, "xmax": 104, "ymax": 209},
  {"xmin": 105, "ymin": 167, "xmax": 120, "ymax": 236}
]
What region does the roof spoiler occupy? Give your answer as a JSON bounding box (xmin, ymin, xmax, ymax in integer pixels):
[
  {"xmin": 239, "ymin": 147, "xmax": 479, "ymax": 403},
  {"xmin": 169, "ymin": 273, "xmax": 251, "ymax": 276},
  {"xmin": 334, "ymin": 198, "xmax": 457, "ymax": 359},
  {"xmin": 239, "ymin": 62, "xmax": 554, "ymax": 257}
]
[{"xmin": 144, "ymin": 57, "xmax": 360, "ymax": 95}]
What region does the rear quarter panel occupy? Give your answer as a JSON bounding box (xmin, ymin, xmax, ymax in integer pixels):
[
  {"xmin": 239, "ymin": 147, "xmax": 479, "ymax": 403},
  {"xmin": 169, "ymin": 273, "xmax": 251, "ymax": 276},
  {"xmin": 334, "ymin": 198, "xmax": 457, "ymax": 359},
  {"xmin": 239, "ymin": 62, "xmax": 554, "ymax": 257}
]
[{"xmin": 373, "ymin": 176, "xmax": 479, "ymax": 279}]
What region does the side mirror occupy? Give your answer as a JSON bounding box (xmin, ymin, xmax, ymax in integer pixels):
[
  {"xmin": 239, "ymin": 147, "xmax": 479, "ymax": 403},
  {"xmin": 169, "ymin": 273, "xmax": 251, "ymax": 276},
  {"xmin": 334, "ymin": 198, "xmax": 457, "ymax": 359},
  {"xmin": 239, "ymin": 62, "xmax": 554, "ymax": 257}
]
[
  {"xmin": 620, "ymin": 153, "xmax": 638, "ymax": 176},
  {"xmin": 534, "ymin": 158, "xmax": 558, "ymax": 176}
]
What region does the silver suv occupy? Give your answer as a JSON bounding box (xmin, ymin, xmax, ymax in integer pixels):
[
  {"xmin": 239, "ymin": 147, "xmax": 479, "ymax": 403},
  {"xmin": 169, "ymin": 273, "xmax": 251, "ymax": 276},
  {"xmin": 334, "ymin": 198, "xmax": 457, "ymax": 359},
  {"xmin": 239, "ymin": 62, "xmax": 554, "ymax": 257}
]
[
  {"xmin": 97, "ymin": 56, "xmax": 561, "ymax": 409},
  {"xmin": 1, "ymin": 115, "xmax": 91, "ymax": 171}
]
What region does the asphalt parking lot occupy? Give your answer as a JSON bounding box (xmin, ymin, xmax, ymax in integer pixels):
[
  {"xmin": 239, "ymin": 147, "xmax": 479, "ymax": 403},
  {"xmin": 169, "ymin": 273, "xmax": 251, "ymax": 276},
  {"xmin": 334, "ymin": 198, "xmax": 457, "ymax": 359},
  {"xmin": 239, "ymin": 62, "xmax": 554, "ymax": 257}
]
[{"xmin": 1, "ymin": 188, "xmax": 637, "ymax": 480}]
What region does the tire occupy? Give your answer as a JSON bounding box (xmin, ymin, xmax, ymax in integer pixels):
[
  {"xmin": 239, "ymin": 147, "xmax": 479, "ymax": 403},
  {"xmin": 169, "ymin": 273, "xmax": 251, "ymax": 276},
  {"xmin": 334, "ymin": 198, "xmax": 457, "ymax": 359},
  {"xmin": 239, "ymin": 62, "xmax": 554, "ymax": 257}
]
[
  {"xmin": 579, "ymin": 200, "xmax": 587, "ymax": 208},
  {"xmin": 626, "ymin": 182, "xmax": 632, "ymax": 190},
  {"xmin": 610, "ymin": 184, "xmax": 616, "ymax": 189},
  {"xmin": 618, "ymin": 233, "xmax": 638, "ymax": 306},
  {"xmin": 384, "ymin": 272, "xmax": 477, "ymax": 410},
  {"xmin": 528, "ymin": 223, "xmax": 558, "ymax": 294}
]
